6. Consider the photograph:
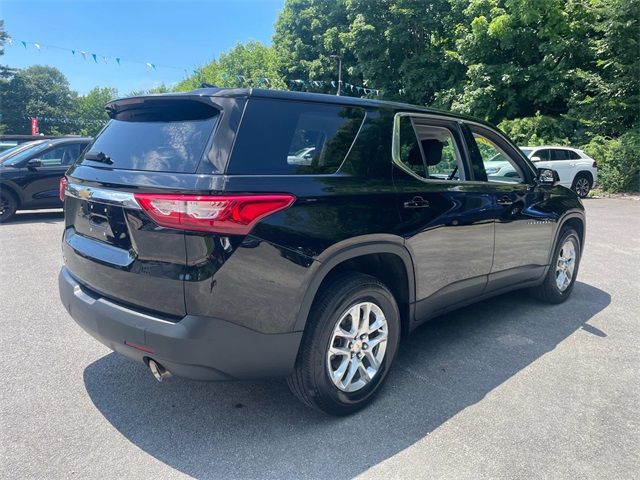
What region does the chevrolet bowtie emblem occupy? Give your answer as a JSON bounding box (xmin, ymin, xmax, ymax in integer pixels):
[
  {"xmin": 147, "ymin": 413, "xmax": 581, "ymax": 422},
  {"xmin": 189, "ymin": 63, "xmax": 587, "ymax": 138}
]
[{"xmin": 78, "ymin": 188, "xmax": 92, "ymax": 200}]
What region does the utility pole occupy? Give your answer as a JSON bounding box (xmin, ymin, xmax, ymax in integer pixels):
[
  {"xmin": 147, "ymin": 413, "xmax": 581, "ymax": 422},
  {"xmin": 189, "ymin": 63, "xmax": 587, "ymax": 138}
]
[{"xmin": 331, "ymin": 55, "xmax": 343, "ymax": 96}]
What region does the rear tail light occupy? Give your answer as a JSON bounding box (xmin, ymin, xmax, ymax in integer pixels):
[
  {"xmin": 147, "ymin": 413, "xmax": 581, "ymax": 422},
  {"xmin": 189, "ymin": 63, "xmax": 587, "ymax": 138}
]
[
  {"xmin": 59, "ymin": 177, "xmax": 68, "ymax": 202},
  {"xmin": 592, "ymin": 161, "xmax": 598, "ymax": 168},
  {"xmin": 133, "ymin": 193, "xmax": 296, "ymax": 235}
]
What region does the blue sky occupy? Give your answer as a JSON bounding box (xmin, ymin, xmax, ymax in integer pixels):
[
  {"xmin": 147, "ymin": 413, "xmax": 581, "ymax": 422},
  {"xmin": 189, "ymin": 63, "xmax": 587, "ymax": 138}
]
[{"xmin": 1, "ymin": 0, "xmax": 284, "ymax": 94}]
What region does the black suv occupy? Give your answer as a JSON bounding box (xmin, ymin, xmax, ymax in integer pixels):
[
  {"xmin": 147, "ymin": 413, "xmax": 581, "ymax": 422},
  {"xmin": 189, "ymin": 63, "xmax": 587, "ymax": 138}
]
[
  {"xmin": 58, "ymin": 89, "xmax": 585, "ymax": 415},
  {"xmin": 0, "ymin": 137, "xmax": 91, "ymax": 221}
]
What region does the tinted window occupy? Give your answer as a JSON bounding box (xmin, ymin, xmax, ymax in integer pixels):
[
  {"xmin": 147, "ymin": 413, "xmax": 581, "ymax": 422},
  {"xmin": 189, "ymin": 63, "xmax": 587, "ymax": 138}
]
[
  {"xmin": 549, "ymin": 149, "xmax": 569, "ymax": 161},
  {"xmin": 82, "ymin": 116, "xmax": 217, "ymax": 173},
  {"xmin": 39, "ymin": 143, "xmax": 86, "ymax": 166},
  {"xmin": 1, "ymin": 141, "xmax": 50, "ymax": 166},
  {"xmin": 566, "ymin": 150, "xmax": 581, "ymax": 159},
  {"xmin": 533, "ymin": 149, "xmax": 551, "ymax": 161},
  {"xmin": 228, "ymin": 99, "xmax": 365, "ymax": 175},
  {"xmin": 341, "ymin": 109, "xmax": 394, "ymax": 178},
  {"xmin": 397, "ymin": 115, "xmax": 427, "ymax": 178}
]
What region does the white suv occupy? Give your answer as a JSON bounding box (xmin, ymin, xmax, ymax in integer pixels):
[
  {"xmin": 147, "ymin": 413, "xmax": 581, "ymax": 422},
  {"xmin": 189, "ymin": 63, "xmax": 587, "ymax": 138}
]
[{"xmin": 521, "ymin": 146, "xmax": 598, "ymax": 198}]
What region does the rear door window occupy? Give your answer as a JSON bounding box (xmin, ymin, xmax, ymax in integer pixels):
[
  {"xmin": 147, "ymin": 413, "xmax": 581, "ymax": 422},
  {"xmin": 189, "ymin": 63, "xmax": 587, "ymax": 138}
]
[
  {"xmin": 549, "ymin": 149, "xmax": 569, "ymax": 161},
  {"xmin": 81, "ymin": 102, "xmax": 218, "ymax": 173},
  {"xmin": 39, "ymin": 143, "xmax": 85, "ymax": 166},
  {"xmin": 228, "ymin": 99, "xmax": 365, "ymax": 175},
  {"xmin": 533, "ymin": 149, "xmax": 551, "ymax": 161},
  {"xmin": 394, "ymin": 115, "xmax": 466, "ymax": 181}
]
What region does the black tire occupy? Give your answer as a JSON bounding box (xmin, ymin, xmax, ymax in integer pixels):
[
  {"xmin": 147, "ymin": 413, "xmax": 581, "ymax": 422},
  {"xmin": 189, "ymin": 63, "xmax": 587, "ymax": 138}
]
[
  {"xmin": 530, "ymin": 227, "xmax": 581, "ymax": 304},
  {"xmin": 0, "ymin": 189, "xmax": 18, "ymax": 223},
  {"xmin": 287, "ymin": 272, "xmax": 401, "ymax": 415},
  {"xmin": 572, "ymin": 173, "xmax": 592, "ymax": 198}
]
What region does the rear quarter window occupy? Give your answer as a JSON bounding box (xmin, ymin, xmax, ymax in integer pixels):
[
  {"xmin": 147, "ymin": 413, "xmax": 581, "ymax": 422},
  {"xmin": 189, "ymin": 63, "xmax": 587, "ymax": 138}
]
[{"xmin": 227, "ymin": 99, "xmax": 365, "ymax": 175}]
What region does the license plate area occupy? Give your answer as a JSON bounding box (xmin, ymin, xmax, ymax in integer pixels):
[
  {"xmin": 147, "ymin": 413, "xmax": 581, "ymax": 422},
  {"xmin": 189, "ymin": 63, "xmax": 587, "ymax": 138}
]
[{"xmin": 73, "ymin": 200, "xmax": 131, "ymax": 249}]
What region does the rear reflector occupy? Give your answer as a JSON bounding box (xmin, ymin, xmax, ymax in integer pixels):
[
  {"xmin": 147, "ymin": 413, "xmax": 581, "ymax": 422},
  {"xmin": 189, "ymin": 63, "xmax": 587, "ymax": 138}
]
[
  {"xmin": 133, "ymin": 193, "xmax": 296, "ymax": 235},
  {"xmin": 59, "ymin": 177, "xmax": 68, "ymax": 202},
  {"xmin": 125, "ymin": 341, "xmax": 156, "ymax": 354}
]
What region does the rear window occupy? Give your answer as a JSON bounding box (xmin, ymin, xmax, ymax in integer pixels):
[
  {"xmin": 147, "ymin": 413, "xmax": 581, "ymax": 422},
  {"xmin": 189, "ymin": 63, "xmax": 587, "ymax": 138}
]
[
  {"xmin": 80, "ymin": 102, "xmax": 218, "ymax": 173},
  {"xmin": 228, "ymin": 99, "xmax": 365, "ymax": 175}
]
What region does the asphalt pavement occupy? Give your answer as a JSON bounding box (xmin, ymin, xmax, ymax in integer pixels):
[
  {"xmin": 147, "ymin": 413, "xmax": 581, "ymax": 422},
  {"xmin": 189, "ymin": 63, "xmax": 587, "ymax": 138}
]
[{"xmin": 0, "ymin": 198, "xmax": 638, "ymax": 479}]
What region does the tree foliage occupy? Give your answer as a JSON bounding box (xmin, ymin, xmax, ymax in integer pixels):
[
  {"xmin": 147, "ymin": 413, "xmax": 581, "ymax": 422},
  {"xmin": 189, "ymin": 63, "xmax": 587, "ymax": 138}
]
[
  {"xmin": 0, "ymin": 65, "xmax": 77, "ymax": 135},
  {"xmin": 75, "ymin": 87, "xmax": 117, "ymax": 136},
  {"xmin": 174, "ymin": 41, "xmax": 285, "ymax": 91},
  {"xmin": 270, "ymin": 0, "xmax": 639, "ymax": 191},
  {"xmin": 0, "ymin": 20, "xmax": 15, "ymax": 79},
  {"xmin": 0, "ymin": 1, "xmax": 637, "ymax": 190}
]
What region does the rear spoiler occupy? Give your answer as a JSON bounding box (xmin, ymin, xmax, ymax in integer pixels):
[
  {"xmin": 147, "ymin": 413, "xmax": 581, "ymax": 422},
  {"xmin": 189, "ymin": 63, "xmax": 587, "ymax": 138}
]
[{"xmin": 105, "ymin": 94, "xmax": 223, "ymax": 121}]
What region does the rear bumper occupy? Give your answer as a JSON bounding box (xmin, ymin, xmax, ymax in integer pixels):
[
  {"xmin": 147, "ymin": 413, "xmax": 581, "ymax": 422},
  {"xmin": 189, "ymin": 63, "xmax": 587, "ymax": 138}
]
[{"xmin": 59, "ymin": 267, "xmax": 303, "ymax": 381}]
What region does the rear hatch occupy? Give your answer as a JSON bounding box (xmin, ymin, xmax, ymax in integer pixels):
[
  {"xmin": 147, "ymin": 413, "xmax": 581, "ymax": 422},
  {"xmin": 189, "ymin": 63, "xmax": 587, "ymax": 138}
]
[{"xmin": 62, "ymin": 96, "xmax": 224, "ymax": 318}]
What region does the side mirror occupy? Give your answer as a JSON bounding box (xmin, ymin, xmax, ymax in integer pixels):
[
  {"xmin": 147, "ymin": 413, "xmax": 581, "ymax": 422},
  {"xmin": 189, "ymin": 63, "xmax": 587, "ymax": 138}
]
[
  {"xmin": 27, "ymin": 158, "xmax": 43, "ymax": 169},
  {"xmin": 530, "ymin": 156, "xmax": 541, "ymax": 162},
  {"xmin": 537, "ymin": 168, "xmax": 559, "ymax": 186}
]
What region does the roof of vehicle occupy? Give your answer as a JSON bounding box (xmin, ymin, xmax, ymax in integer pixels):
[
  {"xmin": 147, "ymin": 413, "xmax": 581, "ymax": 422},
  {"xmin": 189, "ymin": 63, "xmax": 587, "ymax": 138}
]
[
  {"xmin": 38, "ymin": 137, "xmax": 93, "ymax": 145},
  {"xmin": 106, "ymin": 87, "xmax": 496, "ymax": 128},
  {"xmin": 521, "ymin": 145, "xmax": 583, "ymax": 151},
  {"xmin": 0, "ymin": 134, "xmax": 87, "ymax": 141},
  {"xmin": 0, "ymin": 139, "xmax": 47, "ymax": 159}
]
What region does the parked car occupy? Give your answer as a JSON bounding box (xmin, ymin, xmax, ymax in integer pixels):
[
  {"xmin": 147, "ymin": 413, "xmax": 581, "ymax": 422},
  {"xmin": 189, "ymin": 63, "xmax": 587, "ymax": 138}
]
[
  {"xmin": 58, "ymin": 89, "xmax": 585, "ymax": 415},
  {"xmin": 0, "ymin": 137, "xmax": 91, "ymax": 221},
  {"xmin": 0, "ymin": 140, "xmax": 47, "ymax": 162},
  {"xmin": 521, "ymin": 146, "xmax": 598, "ymax": 198},
  {"xmin": 287, "ymin": 146, "xmax": 316, "ymax": 165}
]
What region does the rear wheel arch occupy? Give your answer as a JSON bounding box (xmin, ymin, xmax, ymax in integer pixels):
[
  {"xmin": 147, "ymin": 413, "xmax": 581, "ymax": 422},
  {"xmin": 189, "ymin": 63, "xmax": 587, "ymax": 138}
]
[
  {"xmin": 0, "ymin": 183, "xmax": 21, "ymax": 205},
  {"xmin": 573, "ymin": 170, "xmax": 593, "ymax": 184},
  {"xmin": 294, "ymin": 242, "xmax": 415, "ymax": 336}
]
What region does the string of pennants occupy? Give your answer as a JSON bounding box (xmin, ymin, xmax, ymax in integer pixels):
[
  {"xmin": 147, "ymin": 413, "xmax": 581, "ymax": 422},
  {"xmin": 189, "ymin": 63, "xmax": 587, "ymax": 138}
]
[
  {"xmin": 8, "ymin": 39, "xmax": 175, "ymax": 72},
  {"xmin": 9, "ymin": 38, "xmax": 383, "ymax": 96},
  {"xmin": 24, "ymin": 116, "xmax": 108, "ymax": 126},
  {"xmin": 227, "ymin": 75, "xmax": 381, "ymax": 96}
]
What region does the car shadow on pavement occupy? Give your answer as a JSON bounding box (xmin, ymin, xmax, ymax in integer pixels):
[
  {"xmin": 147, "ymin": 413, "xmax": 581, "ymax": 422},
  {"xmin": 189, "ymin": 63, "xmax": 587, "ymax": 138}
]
[
  {"xmin": 83, "ymin": 281, "xmax": 610, "ymax": 479},
  {"xmin": 0, "ymin": 210, "xmax": 63, "ymax": 225}
]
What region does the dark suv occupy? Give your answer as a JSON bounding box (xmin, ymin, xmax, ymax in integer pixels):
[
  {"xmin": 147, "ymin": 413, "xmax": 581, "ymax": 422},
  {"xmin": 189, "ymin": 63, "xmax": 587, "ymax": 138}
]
[
  {"xmin": 0, "ymin": 137, "xmax": 91, "ymax": 221},
  {"xmin": 59, "ymin": 89, "xmax": 585, "ymax": 415}
]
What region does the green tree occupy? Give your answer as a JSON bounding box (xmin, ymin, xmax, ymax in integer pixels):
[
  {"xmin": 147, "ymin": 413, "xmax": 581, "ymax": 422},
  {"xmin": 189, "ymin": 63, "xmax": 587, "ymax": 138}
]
[
  {"xmin": 0, "ymin": 65, "xmax": 77, "ymax": 134},
  {"xmin": 343, "ymin": 0, "xmax": 465, "ymax": 105},
  {"xmin": 0, "ymin": 20, "xmax": 15, "ymax": 79},
  {"xmin": 273, "ymin": 0, "xmax": 466, "ymax": 103},
  {"xmin": 569, "ymin": 0, "xmax": 640, "ymax": 138},
  {"xmin": 274, "ymin": 0, "xmax": 352, "ymax": 93},
  {"xmin": 451, "ymin": 0, "xmax": 595, "ymax": 123},
  {"xmin": 76, "ymin": 87, "xmax": 117, "ymax": 136},
  {"xmin": 174, "ymin": 41, "xmax": 285, "ymax": 91}
]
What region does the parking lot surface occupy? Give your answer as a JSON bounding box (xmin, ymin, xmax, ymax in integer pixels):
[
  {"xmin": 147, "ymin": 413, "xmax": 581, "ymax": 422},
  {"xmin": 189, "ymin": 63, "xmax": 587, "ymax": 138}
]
[{"xmin": 1, "ymin": 198, "xmax": 638, "ymax": 479}]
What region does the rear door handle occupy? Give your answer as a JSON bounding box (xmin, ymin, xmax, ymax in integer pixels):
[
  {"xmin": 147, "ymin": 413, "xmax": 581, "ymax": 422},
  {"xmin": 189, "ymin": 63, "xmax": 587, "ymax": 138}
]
[
  {"xmin": 496, "ymin": 196, "xmax": 513, "ymax": 206},
  {"xmin": 404, "ymin": 196, "xmax": 430, "ymax": 209}
]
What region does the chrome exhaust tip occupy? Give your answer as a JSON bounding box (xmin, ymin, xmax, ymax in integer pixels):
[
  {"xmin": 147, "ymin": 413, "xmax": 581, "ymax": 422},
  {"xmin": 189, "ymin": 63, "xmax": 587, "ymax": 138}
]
[{"xmin": 148, "ymin": 359, "xmax": 171, "ymax": 382}]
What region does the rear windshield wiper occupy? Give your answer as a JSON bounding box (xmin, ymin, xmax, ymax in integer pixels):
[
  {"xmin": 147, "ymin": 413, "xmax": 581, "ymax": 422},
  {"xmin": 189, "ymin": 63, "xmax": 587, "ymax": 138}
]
[{"xmin": 83, "ymin": 151, "xmax": 113, "ymax": 165}]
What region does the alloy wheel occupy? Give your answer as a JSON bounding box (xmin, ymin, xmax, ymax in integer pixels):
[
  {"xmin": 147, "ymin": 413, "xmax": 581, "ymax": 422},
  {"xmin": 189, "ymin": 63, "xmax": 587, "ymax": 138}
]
[
  {"xmin": 555, "ymin": 239, "xmax": 577, "ymax": 291},
  {"xmin": 326, "ymin": 302, "xmax": 388, "ymax": 393},
  {"xmin": 574, "ymin": 177, "xmax": 590, "ymax": 197}
]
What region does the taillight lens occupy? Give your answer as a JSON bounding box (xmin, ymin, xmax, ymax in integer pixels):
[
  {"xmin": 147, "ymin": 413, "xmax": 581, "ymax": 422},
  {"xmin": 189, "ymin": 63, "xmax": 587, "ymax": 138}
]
[
  {"xmin": 59, "ymin": 177, "xmax": 68, "ymax": 202},
  {"xmin": 592, "ymin": 161, "xmax": 598, "ymax": 168},
  {"xmin": 134, "ymin": 193, "xmax": 296, "ymax": 235}
]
